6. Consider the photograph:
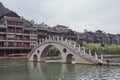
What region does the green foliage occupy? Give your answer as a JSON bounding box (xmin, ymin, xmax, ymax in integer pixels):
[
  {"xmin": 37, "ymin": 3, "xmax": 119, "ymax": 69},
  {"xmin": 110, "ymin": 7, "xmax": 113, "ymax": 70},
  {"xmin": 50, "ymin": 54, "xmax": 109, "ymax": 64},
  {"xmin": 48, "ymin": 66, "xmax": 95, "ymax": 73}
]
[
  {"xmin": 83, "ymin": 42, "xmax": 101, "ymax": 53},
  {"xmin": 0, "ymin": 2, "xmax": 10, "ymax": 15},
  {"xmin": 48, "ymin": 46, "xmax": 60, "ymax": 56},
  {"xmin": 70, "ymin": 40, "xmax": 76, "ymax": 45},
  {"xmin": 83, "ymin": 42, "xmax": 120, "ymax": 54},
  {"xmin": 104, "ymin": 44, "xmax": 120, "ymax": 53},
  {"xmin": 70, "ymin": 40, "xmax": 80, "ymax": 47}
]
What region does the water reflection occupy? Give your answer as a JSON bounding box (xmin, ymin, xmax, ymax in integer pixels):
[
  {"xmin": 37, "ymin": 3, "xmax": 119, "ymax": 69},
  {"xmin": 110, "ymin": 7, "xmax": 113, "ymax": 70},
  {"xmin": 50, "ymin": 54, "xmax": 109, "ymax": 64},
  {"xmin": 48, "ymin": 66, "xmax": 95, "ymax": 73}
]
[
  {"xmin": 0, "ymin": 60, "xmax": 120, "ymax": 80},
  {"xmin": 27, "ymin": 62, "xmax": 120, "ymax": 80},
  {"xmin": 0, "ymin": 60, "xmax": 30, "ymax": 80},
  {"xmin": 27, "ymin": 62, "xmax": 63, "ymax": 80}
]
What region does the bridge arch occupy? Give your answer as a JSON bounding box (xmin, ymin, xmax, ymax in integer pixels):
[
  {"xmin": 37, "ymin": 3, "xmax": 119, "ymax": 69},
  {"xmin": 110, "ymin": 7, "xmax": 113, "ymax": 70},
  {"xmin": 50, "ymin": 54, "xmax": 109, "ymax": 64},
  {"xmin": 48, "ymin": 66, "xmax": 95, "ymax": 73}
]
[
  {"xmin": 28, "ymin": 42, "xmax": 72, "ymax": 63},
  {"xmin": 40, "ymin": 45, "xmax": 61, "ymax": 61},
  {"xmin": 66, "ymin": 53, "xmax": 75, "ymax": 64},
  {"xmin": 33, "ymin": 54, "xmax": 37, "ymax": 62}
]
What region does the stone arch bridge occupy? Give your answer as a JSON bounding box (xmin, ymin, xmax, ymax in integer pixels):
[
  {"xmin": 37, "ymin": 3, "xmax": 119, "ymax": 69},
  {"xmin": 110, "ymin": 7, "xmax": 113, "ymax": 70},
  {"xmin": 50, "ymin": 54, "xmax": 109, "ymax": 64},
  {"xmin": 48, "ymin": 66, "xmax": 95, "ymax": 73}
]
[{"xmin": 27, "ymin": 37, "xmax": 104, "ymax": 64}]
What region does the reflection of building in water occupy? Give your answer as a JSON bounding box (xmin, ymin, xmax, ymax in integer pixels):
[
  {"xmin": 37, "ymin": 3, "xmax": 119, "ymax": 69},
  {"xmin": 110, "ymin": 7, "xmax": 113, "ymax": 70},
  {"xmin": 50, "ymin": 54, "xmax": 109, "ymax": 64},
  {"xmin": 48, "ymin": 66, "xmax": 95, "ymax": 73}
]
[{"xmin": 27, "ymin": 62, "xmax": 46, "ymax": 80}]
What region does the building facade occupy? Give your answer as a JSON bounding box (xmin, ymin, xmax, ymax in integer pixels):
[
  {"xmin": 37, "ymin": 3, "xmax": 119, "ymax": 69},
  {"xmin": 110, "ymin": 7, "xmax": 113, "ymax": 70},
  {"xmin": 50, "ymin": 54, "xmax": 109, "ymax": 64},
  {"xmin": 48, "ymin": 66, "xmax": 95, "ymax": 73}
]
[
  {"xmin": 36, "ymin": 23, "xmax": 77, "ymax": 44},
  {"xmin": 0, "ymin": 11, "xmax": 37, "ymax": 57},
  {"xmin": 77, "ymin": 30, "xmax": 120, "ymax": 46}
]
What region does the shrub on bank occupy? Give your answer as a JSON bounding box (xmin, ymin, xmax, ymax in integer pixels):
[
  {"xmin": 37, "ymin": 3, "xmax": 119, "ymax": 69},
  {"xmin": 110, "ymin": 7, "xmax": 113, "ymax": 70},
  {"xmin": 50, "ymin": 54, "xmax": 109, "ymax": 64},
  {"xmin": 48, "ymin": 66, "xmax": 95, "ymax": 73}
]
[{"xmin": 83, "ymin": 42, "xmax": 120, "ymax": 54}]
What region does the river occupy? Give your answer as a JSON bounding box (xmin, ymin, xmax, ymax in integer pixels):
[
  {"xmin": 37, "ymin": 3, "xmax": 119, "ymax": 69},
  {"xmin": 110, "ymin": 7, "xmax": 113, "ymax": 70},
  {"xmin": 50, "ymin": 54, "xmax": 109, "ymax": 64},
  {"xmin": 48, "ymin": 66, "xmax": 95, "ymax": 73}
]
[{"xmin": 0, "ymin": 60, "xmax": 120, "ymax": 80}]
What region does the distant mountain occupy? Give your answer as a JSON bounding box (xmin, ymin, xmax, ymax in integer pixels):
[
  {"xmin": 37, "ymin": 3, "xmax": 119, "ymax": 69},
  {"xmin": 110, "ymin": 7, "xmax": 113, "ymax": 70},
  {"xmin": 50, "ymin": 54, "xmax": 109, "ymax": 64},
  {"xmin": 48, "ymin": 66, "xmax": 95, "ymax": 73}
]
[{"xmin": 0, "ymin": 2, "xmax": 10, "ymax": 16}]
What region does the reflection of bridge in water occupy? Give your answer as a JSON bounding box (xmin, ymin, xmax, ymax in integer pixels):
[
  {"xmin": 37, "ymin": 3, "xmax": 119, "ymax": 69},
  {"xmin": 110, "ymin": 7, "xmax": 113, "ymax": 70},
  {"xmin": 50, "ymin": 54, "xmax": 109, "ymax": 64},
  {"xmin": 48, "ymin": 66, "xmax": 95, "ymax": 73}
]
[
  {"xmin": 27, "ymin": 36, "xmax": 105, "ymax": 64},
  {"xmin": 27, "ymin": 62, "xmax": 111, "ymax": 80}
]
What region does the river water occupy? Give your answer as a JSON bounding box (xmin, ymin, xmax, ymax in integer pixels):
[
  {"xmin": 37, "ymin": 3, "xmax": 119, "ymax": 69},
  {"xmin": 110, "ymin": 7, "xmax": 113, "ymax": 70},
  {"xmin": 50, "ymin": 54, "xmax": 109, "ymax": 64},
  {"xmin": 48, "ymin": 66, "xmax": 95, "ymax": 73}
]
[{"xmin": 0, "ymin": 60, "xmax": 120, "ymax": 80}]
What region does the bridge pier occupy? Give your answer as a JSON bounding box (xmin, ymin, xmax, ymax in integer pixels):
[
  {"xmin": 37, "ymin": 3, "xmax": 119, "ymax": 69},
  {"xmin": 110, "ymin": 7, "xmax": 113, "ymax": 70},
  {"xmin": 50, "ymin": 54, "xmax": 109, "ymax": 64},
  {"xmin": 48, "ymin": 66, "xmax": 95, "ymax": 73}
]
[{"xmin": 39, "ymin": 58, "xmax": 46, "ymax": 62}]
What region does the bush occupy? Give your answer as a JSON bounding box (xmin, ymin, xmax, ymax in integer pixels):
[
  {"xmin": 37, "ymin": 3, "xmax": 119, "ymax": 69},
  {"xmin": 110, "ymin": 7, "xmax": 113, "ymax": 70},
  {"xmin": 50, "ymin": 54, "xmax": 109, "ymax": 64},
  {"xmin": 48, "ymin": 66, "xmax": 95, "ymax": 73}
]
[{"xmin": 83, "ymin": 42, "xmax": 120, "ymax": 54}]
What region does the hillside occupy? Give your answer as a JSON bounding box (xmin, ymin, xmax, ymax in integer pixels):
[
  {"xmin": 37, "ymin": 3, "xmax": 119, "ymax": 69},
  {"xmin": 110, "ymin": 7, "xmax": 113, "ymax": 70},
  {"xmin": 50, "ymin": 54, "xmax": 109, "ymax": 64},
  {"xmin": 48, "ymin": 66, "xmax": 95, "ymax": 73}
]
[{"xmin": 0, "ymin": 2, "xmax": 10, "ymax": 15}]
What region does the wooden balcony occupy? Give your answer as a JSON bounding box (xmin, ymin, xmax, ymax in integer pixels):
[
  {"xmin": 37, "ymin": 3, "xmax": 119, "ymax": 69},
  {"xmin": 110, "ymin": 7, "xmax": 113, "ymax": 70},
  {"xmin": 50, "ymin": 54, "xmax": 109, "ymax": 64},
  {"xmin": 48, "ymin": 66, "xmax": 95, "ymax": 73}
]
[
  {"xmin": 0, "ymin": 32, "xmax": 6, "ymax": 34},
  {"xmin": 0, "ymin": 24, "xmax": 7, "ymax": 29},
  {"xmin": 8, "ymin": 24, "xmax": 23, "ymax": 28}
]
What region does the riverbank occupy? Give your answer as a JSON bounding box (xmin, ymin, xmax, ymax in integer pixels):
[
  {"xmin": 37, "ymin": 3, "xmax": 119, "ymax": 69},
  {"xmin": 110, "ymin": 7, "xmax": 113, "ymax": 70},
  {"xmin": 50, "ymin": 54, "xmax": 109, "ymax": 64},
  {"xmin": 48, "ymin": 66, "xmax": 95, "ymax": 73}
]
[
  {"xmin": 0, "ymin": 56, "xmax": 26, "ymax": 60},
  {"xmin": 103, "ymin": 54, "xmax": 120, "ymax": 58}
]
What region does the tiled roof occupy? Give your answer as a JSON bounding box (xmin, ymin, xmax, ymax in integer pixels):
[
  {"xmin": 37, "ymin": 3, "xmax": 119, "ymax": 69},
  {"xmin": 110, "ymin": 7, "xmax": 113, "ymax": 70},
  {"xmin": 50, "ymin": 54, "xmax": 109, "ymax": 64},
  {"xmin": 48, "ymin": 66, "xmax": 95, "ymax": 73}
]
[{"xmin": 4, "ymin": 16, "xmax": 23, "ymax": 22}]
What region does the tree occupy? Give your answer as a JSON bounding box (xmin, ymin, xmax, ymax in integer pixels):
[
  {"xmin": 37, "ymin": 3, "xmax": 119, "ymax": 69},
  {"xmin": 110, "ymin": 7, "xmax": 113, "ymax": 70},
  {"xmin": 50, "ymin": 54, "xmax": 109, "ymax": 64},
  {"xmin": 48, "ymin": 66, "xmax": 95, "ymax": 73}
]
[
  {"xmin": 83, "ymin": 42, "xmax": 101, "ymax": 53},
  {"xmin": 0, "ymin": 2, "xmax": 10, "ymax": 15},
  {"xmin": 82, "ymin": 42, "xmax": 120, "ymax": 54},
  {"xmin": 48, "ymin": 46, "xmax": 60, "ymax": 56}
]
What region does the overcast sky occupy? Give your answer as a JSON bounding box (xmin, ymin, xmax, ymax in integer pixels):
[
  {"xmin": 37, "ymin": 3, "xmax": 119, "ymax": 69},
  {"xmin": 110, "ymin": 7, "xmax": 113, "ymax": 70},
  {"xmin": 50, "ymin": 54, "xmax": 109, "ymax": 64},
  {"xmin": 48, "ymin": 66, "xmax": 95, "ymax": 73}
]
[{"xmin": 1, "ymin": 0, "xmax": 120, "ymax": 34}]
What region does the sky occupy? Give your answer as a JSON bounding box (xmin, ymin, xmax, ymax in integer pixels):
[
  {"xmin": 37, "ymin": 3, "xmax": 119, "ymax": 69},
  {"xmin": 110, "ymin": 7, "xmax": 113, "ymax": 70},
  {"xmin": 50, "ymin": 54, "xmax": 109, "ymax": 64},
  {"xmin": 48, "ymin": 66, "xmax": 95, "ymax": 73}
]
[{"xmin": 1, "ymin": 0, "xmax": 120, "ymax": 34}]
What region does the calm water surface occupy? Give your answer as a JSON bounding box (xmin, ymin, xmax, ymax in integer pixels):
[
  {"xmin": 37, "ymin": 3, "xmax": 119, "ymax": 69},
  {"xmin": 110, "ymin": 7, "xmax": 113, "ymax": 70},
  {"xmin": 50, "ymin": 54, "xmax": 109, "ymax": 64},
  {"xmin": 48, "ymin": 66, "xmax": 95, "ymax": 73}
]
[{"xmin": 0, "ymin": 60, "xmax": 120, "ymax": 80}]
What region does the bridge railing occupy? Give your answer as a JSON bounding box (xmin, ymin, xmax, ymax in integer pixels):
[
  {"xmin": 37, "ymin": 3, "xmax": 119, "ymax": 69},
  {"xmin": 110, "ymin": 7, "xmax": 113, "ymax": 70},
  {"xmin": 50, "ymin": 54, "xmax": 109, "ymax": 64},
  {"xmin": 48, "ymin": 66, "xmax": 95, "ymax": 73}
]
[
  {"xmin": 65, "ymin": 40, "xmax": 103, "ymax": 63},
  {"xmin": 27, "ymin": 36, "xmax": 65, "ymax": 59},
  {"xmin": 27, "ymin": 36, "xmax": 104, "ymax": 63},
  {"xmin": 62, "ymin": 41, "xmax": 100, "ymax": 63}
]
